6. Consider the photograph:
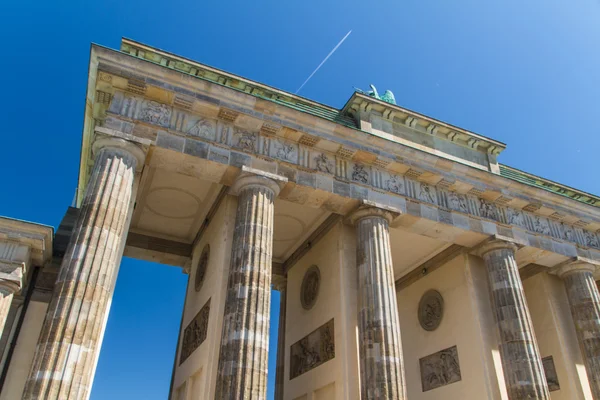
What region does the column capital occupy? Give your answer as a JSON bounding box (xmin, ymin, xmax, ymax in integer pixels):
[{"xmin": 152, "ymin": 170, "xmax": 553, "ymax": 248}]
[
  {"xmin": 230, "ymin": 166, "xmax": 287, "ymax": 197},
  {"xmin": 272, "ymin": 275, "xmax": 287, "ymax": 292},
  {"xmin": 0, "ymin": 280, "xmax": 20, "ymax": 296},
  {"xmin": 0, "ymin": 260, "xmax": 26, "ymax": 292},
  {"xmin": 92, "ymin": 136, "xmax": 146, "ymax": 171},
  {"xmin": 473, "ymin": 236, "xmax": 518, "ymax": 257},
  {"xmin": 348, "ymin": 201, "xmax": 401, "ymax": 226},
  {"xmin": 551, "ymin": 258, "xmax": 598, "ymax": 279}
]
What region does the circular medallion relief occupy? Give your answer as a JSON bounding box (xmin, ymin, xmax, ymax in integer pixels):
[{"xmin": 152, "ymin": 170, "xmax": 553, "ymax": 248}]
[
  {"xmin": 418, "ymin": 289, "xmax": 444, "ymax": 331},
  {"xmin": 300, "ymin": 265, "xmax": 321, "ymax": 310},
  {"xmin": 194, "ymin": 244, "xmax": 210, "ymax": 292}
]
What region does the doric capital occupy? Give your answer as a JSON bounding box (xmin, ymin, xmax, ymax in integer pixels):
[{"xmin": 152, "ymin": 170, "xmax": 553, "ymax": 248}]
[
  {"xmin": 551, "ymin": 258, "xmax": 598, "ymax": 279},
  {"xmin": 272, "ymin": 275, "xmax": 287, "ymax": 292},
  {"xmin": 0, "ymin": 279, "xmax": 21, "ymax": 296},
  {"xmin": 230, "ymin": 166, "xmax": 287, "ymax": 197},
  {"xmin": 473, "ymin": 237, "xmax": 518, "ymax": 258},
  {"xmin": 348, "ymin": 201, "xmax": 401, "ymax": 226},
  {"xmin": 92, "ymin": 137, "xmax": 146, "ymax": 171}
]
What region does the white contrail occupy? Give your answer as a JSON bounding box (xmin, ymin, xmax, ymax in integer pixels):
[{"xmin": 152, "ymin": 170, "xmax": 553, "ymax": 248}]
[{"xmin": 295, "ymin": 30, "xmax": 352, "ymax": 94}]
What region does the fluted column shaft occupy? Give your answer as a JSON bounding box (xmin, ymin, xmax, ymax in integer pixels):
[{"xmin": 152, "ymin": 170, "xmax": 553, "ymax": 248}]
[
  {"xmin": 557, "ymin": 264, "xmax": 600, "ymax": 399},
  {"xmin": 352, "ymin": 207, "xmax": 406, "ymax": 400},
  {"xmin": 274, "ymin": 282, "xmax": 287, "ymax": 400},
  {"xmin": 480, "ymin": 240, "xmax": 550, "ymax": 399},
  {"xmin": 215, "ymin": 174, "xmax": 279, "ymax": 400},
  {"xmin": 0, "ymin": 282, "xmax": 19, "ymax": 338},
  {"xmin": 23, "ymin": 138, "xmax": 143, "ymax": 400}
]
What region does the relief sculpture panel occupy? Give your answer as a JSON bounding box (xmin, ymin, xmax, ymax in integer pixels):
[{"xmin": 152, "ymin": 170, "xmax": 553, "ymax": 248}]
[
  {"xmin": 179, "ymin": 298, "xmax": 211, "ymax": 364},
  {"xmin": 420, "ymin": 345, "xmax": 462, "ymax": 392},
  {"xmin": 542, "ymin": 356, "xmax": 560, "ymax": 392},
  {"xmin": 290, "ymin": 319, "xmax": 335, "ymax": 379}
]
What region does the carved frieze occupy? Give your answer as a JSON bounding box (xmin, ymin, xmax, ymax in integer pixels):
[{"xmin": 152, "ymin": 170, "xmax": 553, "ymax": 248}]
[
  {"xmin": 290, "ymin": 319, "xmax": 335, "ymax": 379},
  {"xmin": 187, "ymin": 117, "xmax": 216, "ymax": 141},
  {"xmin": 232, "ymin": 128, "xmax": 257, "ymax": 152},
  {"xmin": 271, "ymin": 138, "xmax": 298, "ymax": 163},
  {"xmin": 447, "ymin": 192, "xmax": 469, "ymax": 214},
  {"xmin": 139, "ymin": 100, "xmax": 171, "ymax": 127},
  {"xmin": 312, "ymin": 152, "xmax": 334, "ymax": 174},
  {"xmin": 107, "ymin": 90, "xmax": 600, "ymax": 252},
  {"xmin": 179, "ymin": 298, "xmax": 210, "ymax": 364},
  {"xmin": 420, "ymin": 346, "xmax": 462, "ymax": 392},
  {"xmin": 542, "ymin": 356, "xmax": 560, "ymax": 392},
  {"xmin": 418, "ymin": 290, "xmax": 444, "ymax": 331},
  {"xmin": 384, "ymin": 173, "xmax": 406, "ymax": 195},
  {"xmin": 351, "ymin": 163, "xmax": 370, "ymax": 184}
]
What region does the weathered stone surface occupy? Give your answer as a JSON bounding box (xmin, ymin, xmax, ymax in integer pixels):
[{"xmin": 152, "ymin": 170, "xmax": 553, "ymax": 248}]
[
  {"xmin": 214, "ymin": 173, "xmax": 281, "ymax": 399},
  {"xmin": 351, "ymin": 206, "xmax": 407, "ymax": 400},
  {"xmin": 555, "ymin": 262, "xmax": 600, "ymax": 399},
  {"xmin": 479, "ymin": 240, "xmax": 550, "ymax": 399},
  {"xmin": 22, "ymin": 138, "xmax": 143, "ymax": 400}
]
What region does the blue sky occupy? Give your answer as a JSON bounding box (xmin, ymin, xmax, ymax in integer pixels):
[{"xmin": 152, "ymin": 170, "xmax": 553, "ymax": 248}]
[{"xmin": 1, "ymin": 0, "xmax": 599, "ymax": 399}]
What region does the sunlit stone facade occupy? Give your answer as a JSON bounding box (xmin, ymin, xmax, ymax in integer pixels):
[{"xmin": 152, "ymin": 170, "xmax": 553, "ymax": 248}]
[{"xmin": 1, "ymin": 39, "xmax": 600, "ymax": 400}]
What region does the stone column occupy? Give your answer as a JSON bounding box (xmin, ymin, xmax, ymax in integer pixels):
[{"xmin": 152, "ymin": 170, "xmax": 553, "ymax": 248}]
[
  {"xmin": 479, "ymin": 240, "xmax": 550, "ymax": 399},
  {"xmin": 23, "ymin": 137, "xmax": 145, "ymax": 400},
  {"xmin": 214, "ymin": 172, "xmax": 282, "ymax": 400},
  {"xmin": 273, "ymin": 277, "xmax": 287, "ymax": 400},
  {"xmin": 555, "ymin": 262, "xmax": 600, "ymax": 399},
  {"xmin": 350, "ymin": 206, "xmax": 406, "ymax": 400}
]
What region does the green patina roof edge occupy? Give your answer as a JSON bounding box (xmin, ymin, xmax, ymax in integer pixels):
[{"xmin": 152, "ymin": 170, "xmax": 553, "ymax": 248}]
[
  {"xmin": 119, "ymin": 38, "xmax": 356, "ymax": 128},
  {"xmin": 103, "ymin": 39, "xmax": 599, "ymax": 209},
  {"xmin": 499, "ymin": 165, "xmax": 599, "ymax": 207}
]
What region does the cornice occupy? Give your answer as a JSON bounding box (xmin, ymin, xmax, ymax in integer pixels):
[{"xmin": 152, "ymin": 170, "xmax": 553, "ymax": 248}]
[
  {"xmin": 80, "ymin": 42, "xmax": 600, "ymax": 253},
  {"xmin": 342, "ymin": 92, "xmax": 506, "ymax": 156}
]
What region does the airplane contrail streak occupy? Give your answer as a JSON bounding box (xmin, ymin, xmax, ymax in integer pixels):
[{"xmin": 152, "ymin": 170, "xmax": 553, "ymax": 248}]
[{"xmin": 295, "ymin": 30, "xmax": 352, "ymax": 94}]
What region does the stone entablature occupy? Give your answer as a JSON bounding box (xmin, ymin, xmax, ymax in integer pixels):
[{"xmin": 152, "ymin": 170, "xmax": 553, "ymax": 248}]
[{"xmin": 84, "ymin": 44, "xmax": 600, "ymax": 266}]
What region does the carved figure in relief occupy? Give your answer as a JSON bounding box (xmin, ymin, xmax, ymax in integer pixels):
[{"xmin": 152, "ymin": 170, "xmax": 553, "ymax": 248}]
[
  {"xmin": 274, "ymin": 140, "xmax": 296, "ymax": 161},
  {"xmin": 420, "ymin": 346, "xmax": 461, "ymax": 392},
  {"xmin": 448, "ymin": 192, "xmax": 468, "ymax": 213},
  {"xmin": 140, "ymin": 100, "xmax": 171, "ymax": 126},
  {"xmin": 561, "ymin": 222, "xmax": 575, "ymax": 242},
  {"xmin": 187, "ymin": 118, "xmax": 214, "ymax": 139},
  {"xmin": 314, "ymin": 153, "xmax": 333, "ymax": 174},
  {"xmin": 478, "ymin": 198, "xmax": 497, "ymax": 220},
  {"xmin": 419, "ymin": 184, "xmax": 436, "ymax": 204},
  {"xmin": 507, "ymin": 208, "xmax": 524, "ymax": 226},
  {"xmin": 290, "ymin": 319, "xmax": 335, "ymax": 379},
  {"xmin": 385, "ymin": 175, "xmax": 404, "ymax": 194},
  {"xmin": 352, "ymin": 164, "xmax": 369, "ymax": 184},
  {"xmin": 584, "ymin": 230, "xmax": 599, "ymax": 248},
  {"xmin": 533, "ymin": 216, "xmax": 551, "ymax": 235},
  {"xmin": 235, "ymin": 129, "xmax": 256, "ymax": 151}
]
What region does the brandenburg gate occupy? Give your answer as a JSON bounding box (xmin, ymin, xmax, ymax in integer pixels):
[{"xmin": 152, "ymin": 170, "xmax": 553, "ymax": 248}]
[{"xmin": 0, "ymin": 38, "xmax": 599, "ymax": 400}]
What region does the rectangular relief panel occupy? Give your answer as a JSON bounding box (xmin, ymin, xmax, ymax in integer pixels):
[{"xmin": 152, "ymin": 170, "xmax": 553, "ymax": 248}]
[
  {"xmin": 542, "ymin": 356, "xmax": 560, "ymax": 392},
  {"xmin": 179, "ymin": 298, "xmax": 211, "ymax": 364},
  {"xmin": 420, "ymin": 345, "xmax": 462, "ymax": 392},
  {"xmin": 290, "ymin": 318, "xmax": 335, "ymax": 379}
]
